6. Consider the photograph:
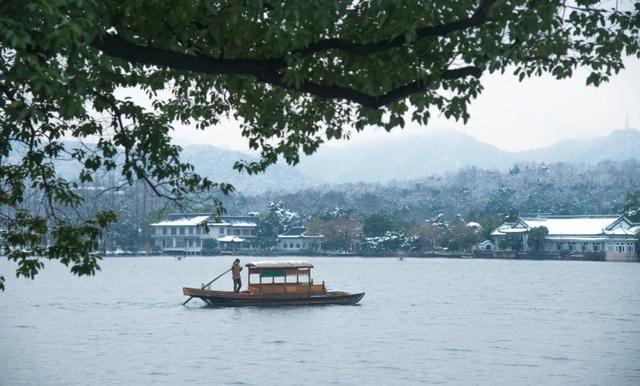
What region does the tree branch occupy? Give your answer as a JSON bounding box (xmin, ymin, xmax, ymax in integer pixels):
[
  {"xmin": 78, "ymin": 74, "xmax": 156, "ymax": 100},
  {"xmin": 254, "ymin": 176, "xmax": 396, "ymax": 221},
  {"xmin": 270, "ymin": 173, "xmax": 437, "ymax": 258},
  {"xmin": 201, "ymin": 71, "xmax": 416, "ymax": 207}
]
[
  {"xmin": 93, "ymin": 34, "xmax": 482, "ymax": 109},
  {"xmin": 93, "ymin": 34, "xmax": 286, "ymax": 77},
  {"xmin": 258, "ymin": 66, "xmax": 481, "ymax": 109},
  {"xmin": 93, "ymin": 1, "xmax": 496, "ymax": 108}
]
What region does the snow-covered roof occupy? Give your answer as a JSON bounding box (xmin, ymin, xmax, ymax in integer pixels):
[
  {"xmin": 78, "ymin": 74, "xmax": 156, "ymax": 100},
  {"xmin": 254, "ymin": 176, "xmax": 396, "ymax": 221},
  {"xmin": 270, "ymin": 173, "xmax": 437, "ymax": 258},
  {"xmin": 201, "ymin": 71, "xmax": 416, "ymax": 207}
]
[
  {"xmin": 208, "ymin": 216, "xmax": 257, "ymax": 227},
  {"xmin": 151, "ymin": 215, "xmax": 210, "ymax": 227},
  {"xmin": 491, "ymin": 215, "xmax": 640, "ymax": 237},
  {"xmin": 280, "ymin": 227, "xmax": 308, "ymax": 236},
  {"xmin": 279, "ymin": 234, "xmax": 324, "ymax": 239},
  {"xmin": 278, "ymin": 227, "xmax": 323, "ymax": 238},
  {"xmin": 499, "ymin": 228, "xmax": 528, "ymax": 234},
  {"xmin": 245, "ymin": 260, "xmax": 313, "ymax": 269},
  {"xmin": 604, "ymin": 225, "xmax": 640, "ymax": 236},
  {"xmin": 151, "ymin": 214, "xmax": 257, "ymax": 227},
  {"xmin": 217, "ymin": 236, "xmax": 245, "ymax": 242},
  {"xmin": 226, "ymin": 221, "xmax": 257, "ymax": 227},
  {"xmin": 490, "ymin": 223, "xmax": 525, "ymax": 236},
  {"xmin": 217, "ymin": 215, "xmax": 256, "ymax": 222},
  {"xmin": 522, "ymin": 217, "xmax": 620, "ymax": 236},
  {"xmin": 209, "ymin": 221, "xmax": 257, "ymax": 227}
]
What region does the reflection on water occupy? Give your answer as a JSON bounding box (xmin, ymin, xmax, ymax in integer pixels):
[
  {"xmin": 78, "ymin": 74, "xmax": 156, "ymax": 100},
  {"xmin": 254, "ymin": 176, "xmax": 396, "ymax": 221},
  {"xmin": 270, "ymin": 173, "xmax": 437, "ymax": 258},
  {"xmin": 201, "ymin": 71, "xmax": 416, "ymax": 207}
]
[{"xmin": 1, "ymin": 257, "xmax": 639, "ymax": 385}]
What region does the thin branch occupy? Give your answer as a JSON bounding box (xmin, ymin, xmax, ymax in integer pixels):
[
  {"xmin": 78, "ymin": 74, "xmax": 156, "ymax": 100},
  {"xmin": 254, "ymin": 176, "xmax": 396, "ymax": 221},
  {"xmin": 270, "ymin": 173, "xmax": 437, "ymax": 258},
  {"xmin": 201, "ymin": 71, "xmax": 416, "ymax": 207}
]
[
  {"xmin": 141, "ymin": 173, "xmax": 178, "ymax": 201},
  {"xmin": 294, "ymin": 0, "xmax": 500, "ymax": 56}
]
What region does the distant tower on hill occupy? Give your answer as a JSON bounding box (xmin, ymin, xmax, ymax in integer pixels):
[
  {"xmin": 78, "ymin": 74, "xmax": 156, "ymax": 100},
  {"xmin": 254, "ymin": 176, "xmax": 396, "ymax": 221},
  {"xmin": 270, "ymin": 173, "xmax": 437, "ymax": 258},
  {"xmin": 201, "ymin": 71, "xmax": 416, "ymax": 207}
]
[{"xmin": 625, "ymin": 112, "xmax": 629, "ymax": 130}]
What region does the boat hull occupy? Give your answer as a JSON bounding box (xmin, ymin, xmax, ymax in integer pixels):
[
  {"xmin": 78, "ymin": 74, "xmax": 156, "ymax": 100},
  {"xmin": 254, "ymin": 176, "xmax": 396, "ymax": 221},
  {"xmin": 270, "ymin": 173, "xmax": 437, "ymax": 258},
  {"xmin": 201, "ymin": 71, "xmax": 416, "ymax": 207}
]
[{"xmin": 183, "ymin": 287, "xmax": 364, "ymax": 307}]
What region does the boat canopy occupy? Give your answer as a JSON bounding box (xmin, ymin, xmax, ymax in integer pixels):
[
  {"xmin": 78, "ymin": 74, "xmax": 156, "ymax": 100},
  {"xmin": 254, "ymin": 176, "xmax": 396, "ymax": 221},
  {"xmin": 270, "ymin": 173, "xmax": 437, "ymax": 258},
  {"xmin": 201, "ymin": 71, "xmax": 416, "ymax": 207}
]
[{"xmin": 245, "ymin": 260, "xmax": 313, "ymax": 269}]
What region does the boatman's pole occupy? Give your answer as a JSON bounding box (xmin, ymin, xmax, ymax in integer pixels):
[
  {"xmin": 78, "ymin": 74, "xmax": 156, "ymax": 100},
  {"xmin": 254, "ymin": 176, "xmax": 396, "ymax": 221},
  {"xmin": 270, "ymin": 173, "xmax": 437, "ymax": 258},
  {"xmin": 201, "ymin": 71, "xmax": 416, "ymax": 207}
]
[{"xmin": 183, "ymin": 268, "xmax": 232, "ymax": 306}]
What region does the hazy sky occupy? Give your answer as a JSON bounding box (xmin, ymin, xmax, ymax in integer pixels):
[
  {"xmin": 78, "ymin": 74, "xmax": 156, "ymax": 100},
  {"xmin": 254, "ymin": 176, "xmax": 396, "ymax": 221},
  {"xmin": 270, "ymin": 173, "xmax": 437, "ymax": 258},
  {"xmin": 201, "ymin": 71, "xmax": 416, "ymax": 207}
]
[{"xmin": 167, "ymin": 57, "xmax": 640, "ymax": 153}]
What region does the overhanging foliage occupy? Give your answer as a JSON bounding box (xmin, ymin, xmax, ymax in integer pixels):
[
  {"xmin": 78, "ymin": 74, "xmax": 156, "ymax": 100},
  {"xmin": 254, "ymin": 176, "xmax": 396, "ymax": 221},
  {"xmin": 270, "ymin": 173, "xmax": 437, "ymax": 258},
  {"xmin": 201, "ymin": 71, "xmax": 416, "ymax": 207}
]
[{"xmin": 1, "ymin": 0, "xmax": 639, "ymax": 289}]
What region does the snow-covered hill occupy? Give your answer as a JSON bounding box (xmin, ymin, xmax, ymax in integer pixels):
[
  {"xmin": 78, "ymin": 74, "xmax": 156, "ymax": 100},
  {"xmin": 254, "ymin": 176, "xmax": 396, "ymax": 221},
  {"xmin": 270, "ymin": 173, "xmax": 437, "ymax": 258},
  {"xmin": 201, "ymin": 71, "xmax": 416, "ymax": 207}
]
[
  {"xmin": 6, "ymin": 128, "xmax": 639, "ymax": 191},
  {"xmin": 297, "ymin": 128, "xmax": 640, "ymax": 184}
]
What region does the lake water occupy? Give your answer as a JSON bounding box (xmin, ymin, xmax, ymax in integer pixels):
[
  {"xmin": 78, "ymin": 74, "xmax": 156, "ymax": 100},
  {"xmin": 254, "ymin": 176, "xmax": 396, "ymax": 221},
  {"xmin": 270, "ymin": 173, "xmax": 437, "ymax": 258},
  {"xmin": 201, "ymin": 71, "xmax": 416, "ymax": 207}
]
[{"xmin": 1, "ymin": 257, "xmax": 639, "ymax": 386}]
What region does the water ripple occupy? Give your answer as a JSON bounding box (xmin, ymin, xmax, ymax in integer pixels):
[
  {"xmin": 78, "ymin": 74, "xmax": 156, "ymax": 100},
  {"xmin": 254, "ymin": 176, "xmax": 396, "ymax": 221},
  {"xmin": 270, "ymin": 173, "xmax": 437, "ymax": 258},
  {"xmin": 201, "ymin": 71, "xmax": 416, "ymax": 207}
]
[{"xmin": 2, "ymin": 256, "xmax": 639, "ymax": 386}]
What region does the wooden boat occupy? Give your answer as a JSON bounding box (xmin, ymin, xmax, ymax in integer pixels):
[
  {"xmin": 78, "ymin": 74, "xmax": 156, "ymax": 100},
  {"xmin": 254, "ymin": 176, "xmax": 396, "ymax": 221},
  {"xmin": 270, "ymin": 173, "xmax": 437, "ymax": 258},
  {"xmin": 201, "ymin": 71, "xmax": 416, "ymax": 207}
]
[{"xmin": 183, "ymin": 260, "xmax": 364, "ymax": 307}]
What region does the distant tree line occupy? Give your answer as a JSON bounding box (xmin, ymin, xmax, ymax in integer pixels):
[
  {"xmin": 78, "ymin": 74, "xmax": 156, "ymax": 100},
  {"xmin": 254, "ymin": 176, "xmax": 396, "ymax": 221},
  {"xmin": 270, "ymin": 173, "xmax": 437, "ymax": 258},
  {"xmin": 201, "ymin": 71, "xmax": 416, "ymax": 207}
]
[
  {"xmin": 117, "ymin": 160, "xmax": 640, "ymax": 254},
  {"xmin": 224, "ymin": 160, "xmax": 640, "ymax": 221},
  {"xmin": 222, "ymin": 160, "xmax": 640, "ymax": 254},
  {"xmin": 5, "ymin": 160, "xmax": 638, "ymax": 255}
]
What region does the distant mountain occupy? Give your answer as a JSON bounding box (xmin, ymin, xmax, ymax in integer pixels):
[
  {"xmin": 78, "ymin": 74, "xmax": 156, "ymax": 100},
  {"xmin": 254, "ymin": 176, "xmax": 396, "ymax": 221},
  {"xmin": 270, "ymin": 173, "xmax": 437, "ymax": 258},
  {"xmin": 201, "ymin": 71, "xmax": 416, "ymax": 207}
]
[
  {"xmin": 516, "ymin": 129, "xmax": 640, "ymax": 163},
  {"xmin": 5, "ymin": 129, "xmax": 639, "ymax": 190},
  {"xmin": 297, "ymin": 130, "xmax": 512, "ymax": 183},
  {"xmin": 296, "ymin": 128, "xmax": 640, "ymax": 184},
  {"xmin": 179, "ymin": 144, "xmax": 313, "ymax": 193},
  {"xmin": 4, "ymin": 141, "xmax": 312, "ymax": 194}
]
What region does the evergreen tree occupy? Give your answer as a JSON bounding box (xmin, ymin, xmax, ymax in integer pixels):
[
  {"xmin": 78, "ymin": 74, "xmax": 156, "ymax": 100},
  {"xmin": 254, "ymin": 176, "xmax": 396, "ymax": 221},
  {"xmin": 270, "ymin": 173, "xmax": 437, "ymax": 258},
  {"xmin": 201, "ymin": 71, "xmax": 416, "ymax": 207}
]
[
  {"xmin": 527, "ymin": 226, "xmax": 549, "ymax": 252},
  {"xmin": 622, "ymin": 188, "xmax": 640, "ymax": 222},
  {"xmin": 363, "ymin": 214, "xmax": 396, "ymax": 237},
  {"xmin": 254, "ymin": 202, "xmax": 300, "ymax": 249}
]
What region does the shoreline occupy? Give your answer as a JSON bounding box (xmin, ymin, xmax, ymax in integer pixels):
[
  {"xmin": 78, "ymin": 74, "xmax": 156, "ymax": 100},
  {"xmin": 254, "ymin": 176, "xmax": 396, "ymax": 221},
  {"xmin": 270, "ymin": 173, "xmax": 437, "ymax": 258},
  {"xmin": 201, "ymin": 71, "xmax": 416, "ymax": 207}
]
[{"xmin": 93, "ymin": 252, "xmax": 638, "ymax": 262}]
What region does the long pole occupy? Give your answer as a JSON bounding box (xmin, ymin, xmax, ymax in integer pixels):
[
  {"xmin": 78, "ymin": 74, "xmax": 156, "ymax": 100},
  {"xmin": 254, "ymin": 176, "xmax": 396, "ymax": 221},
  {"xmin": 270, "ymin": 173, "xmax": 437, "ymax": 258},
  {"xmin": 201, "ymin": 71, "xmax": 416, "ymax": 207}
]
[{"xmin": 183, "ymin": 268, "xmax": 232, "ymax": 305}]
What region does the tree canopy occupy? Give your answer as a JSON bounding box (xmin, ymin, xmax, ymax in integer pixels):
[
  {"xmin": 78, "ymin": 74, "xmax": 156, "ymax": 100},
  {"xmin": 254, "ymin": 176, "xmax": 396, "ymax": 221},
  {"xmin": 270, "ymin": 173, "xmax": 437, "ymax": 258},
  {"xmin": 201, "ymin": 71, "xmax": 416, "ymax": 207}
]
[
  {"xmin": 527, "ymin": 225, "xmax": 549, "ymax": 252},
  {"xmin": 363, "ymin": 213, "xmax": 397, "ymax": 237},
  {"xmin": 1, "ymin": 0, "xmax": 639, "ymax": 289},
  {"xmin": 622, "ymin": 188, "xmax": 640, "ymax": 222},
  {"xmin": 254, "ymin": 202, "xmax": 300, "ymax": 249}
]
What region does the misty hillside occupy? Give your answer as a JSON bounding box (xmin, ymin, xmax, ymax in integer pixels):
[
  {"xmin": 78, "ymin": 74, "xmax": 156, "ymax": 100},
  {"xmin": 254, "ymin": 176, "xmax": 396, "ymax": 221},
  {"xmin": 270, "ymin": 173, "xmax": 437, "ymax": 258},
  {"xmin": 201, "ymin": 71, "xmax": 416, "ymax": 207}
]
[
  {"xmin": 179, "ymin": 144, "xmax": 312, "ymax": 193},
  {"xmin": 297, "ymin": 130, "xmax": 510, "ymax": 182},
  {"xmin": 221, "ymin": 159, "xmax": 640, "ymax": 223},
  {"xmin": 297, "ymin": 128, "xmax": 640, "ymax": 184},
  {"xmin": 516, "ymin": 129, "xmax": 640, "ymax": 163},
  {"xmin": 3, "ymin": 141, "xmax": 311, "ymax": 194},
  {"xmin": 5, "ymin": 129, "xmax": 639, "ymax": 192}
]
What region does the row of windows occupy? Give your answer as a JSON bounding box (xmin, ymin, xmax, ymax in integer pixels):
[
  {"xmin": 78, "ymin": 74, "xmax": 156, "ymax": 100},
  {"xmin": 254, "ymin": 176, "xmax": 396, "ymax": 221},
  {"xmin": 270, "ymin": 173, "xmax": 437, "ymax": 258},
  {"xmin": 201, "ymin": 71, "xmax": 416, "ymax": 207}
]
[
  {"xmin": 220, "ymin": 243, "xmax": 256, "ymax": 250},
  {"xmin": 161, "ymin": 227, "xmax": 203, "ymax": 236},
  {"xmin": 158, "ymin": 238, "xmax": 258, "ymax": 249},
  {"xmin": 556, "ymin": 242, "xmax": 602, "ymax": 252},
  {"xmin": 606, "ymin": 242, "xmax": 635, "ymax": 253},
  {"xmin": 160, "ymin": 226, "xmax": 255, "ymax": 236},
  {"xmin": 218, "ymin": 228, "xmax": 255, "ymax": 236},
  {"xmin": 159, "ymin": 238, "xmax": 202, "ymax": 248},
  {"xmin": 282, "ymin": 242, "xmax": 306, "ymax": 249},
  {"xmin": 553, "ymin": 242, "xmax": 637, "ymax": 254}
]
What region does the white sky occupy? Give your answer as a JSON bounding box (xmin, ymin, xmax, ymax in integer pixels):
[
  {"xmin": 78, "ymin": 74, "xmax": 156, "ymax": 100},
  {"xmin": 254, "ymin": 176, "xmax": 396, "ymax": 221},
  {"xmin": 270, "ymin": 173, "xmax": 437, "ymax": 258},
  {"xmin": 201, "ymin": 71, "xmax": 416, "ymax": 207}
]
[{"xmin": 167, "ymin": 57, "xmax": 640, "ymax": 153}]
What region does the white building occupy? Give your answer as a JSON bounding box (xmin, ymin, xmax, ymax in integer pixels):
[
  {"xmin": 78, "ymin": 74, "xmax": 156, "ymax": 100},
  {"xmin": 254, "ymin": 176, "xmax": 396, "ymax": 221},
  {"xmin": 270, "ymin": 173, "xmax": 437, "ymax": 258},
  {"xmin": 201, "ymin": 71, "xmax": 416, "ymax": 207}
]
[
  {"xmin": 276, "ymin": 227, "xmax": 324, "ymax": 252},
  {"xmin": 151, "ymin": 213, "xmax": 258, "ymax": 254},
  {"xmin": 490, "ymin": 215, "xmax": 639, "ymax": 262},
  {"xmin": 205, "ymin": 216, "xmax": 258, "ymax": 252}
]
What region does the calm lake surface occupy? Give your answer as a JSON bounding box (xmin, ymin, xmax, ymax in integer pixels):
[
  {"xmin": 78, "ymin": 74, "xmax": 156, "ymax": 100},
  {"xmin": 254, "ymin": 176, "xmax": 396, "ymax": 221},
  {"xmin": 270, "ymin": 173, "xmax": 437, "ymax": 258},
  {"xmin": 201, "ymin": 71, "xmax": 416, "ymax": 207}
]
[{"xmin": 1, "ymin": 257, "xmax": 639, "ymax": 386}]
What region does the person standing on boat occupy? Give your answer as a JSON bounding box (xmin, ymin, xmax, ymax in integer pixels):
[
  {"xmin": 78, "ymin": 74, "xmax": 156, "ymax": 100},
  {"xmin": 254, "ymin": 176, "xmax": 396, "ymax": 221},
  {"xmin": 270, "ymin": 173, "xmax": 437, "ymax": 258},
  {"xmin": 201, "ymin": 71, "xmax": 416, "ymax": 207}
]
[{"xmin": 231, "ymin": 259, "xmax": 243, "ymax": 292}]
